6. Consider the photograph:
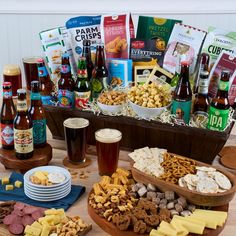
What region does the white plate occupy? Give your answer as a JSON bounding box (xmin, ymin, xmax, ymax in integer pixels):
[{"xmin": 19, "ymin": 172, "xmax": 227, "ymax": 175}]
[
  {"xmin": 24, "ymin": 166, "xmax": 71, "ymax": 188},
  {"xmin": 25, "ymin": 188, "xmax": 71, "ymax": 201}
]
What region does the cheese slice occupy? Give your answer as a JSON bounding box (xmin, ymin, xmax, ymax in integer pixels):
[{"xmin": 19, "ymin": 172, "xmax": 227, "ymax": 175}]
[
  {"xmin": 34, "ymin": 172, "xmax": 48, "ymax": 181},
  {"xmin": 157, "ymin": 221, "xmax": 177, "ymax": 236},
  {"xmin": 40, "ymin": 225, "xmax": 50, "ymax": 236},
  {"xmin": 191, "ymin": 213, "xmax": 218, "ymax": 229},
  {"xmin": 31, "ymin": 221, "xmax": 42, "ymax": 229},
  {"xmin": 173, "ymin": 218, "xmax": 204, "ymax": 235},
  {"xmin": 24, "ymin": 225, "xmax": 42, "ymax": 236},
  {"xmin": 150, "ymin": 229, "xmax": 165, "ymax": 236},
  {"xmin": 171, "ymin": 219, "xmax": 189, "ymax": 236},
  {"xmin": 173, "ymin": 215, "xmax": 206, "ymax": 228}
]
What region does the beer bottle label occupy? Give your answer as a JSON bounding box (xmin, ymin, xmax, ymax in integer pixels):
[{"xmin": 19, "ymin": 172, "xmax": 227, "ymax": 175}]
[
  {"xmin": 32, "ymin": 119, "xmax": 46, "ymax": 145},
  {"xmin": 14, "ymin": 128, "xmax": 33, "ymax": 153},
  {"xmin": 207, "ymin": 106, "xmax": 229, "ymax": 131},
  {"xmin": 1, "ymin": 123, "xmax": 14, "ymax": 146},
  {"xmin": 38, "ymin": 66, "xmax": 48, "ymax": 77},
  {"xmin": 198, "ymin": 79, "xmax": 209, "ymax": 94},
  {"xmin": 3, "ymin": 89, "xmax": 12, "ymax": 98},
  {"xmin": 61, "ymin": 65, "xmax": 71, "ymax": 74},
  {"xmin": 31, "ymin": 92, "xmax": 41, "ymax": 100},
  {"xmin": 75, "ymin": 91, "xmax": 91, "ymax": 109},
  {"xmin": 41, "ymin": 95, "xmax": 53, "ymax": 105},
  {"xmin": 58, "ymin": 89, "xmax": 74, "ymax": 108},
  {"xmin": 17, "ymin": 100, "xmax": 27, "ymax": 111},
  {"xmin": 172, "ymin": 100, "xmax": 192, "ymax": 124},
  {"xmin": 219, "ymin": 81, "xmax": 229, "ymax": 91}
]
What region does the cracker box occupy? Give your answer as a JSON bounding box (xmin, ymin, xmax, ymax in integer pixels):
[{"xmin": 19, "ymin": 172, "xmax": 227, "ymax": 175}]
[{"xmin": 134, "ymin": 65, "xmax": 155, "ymax": 85}]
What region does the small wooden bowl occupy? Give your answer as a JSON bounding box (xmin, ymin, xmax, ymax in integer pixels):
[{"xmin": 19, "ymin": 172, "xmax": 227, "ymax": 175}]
[
  {"xmin": 87, "ymin": 190, "xmax": 229, "ymax": 236},
  {"xmin": 131, "ymin": 156, "xmax": 236, "ymax": 206}
]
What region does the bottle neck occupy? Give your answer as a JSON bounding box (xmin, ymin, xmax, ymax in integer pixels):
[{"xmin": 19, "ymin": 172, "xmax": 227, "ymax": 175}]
[
  {"xmin": 17, "ymin": 99, "xmax": 28, "ymax": 113},
  {"xmin": 61, "ymin": 64, "xmax": 72, "ymax": 77},
  {"xmin": 179, "ymin": 65, "xmax": 190, "ymax": 83},
  {"xmin": 95, "ymin": 47, "xmax": 106, "ymax": 67},
  {"xmin": 217, "ymin": 80, "xmax": 229, "ymax": 98},
  {"xmin": 30, "ymin": 92, "xmax": 42, "ymax": 106},
  {"xmin": 77, "ymin": 68, "xmax": 88, "ymax": 80},
  {"xmin": 82, "ymin": 47, "xmax": 92, "ymax": 61},
  {"xmin": 3, "ymin": 88, "xmax": 13, "ymax": 99}
]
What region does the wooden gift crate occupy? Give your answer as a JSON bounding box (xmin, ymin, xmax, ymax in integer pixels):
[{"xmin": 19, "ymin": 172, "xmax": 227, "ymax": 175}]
[{"xmin": 44, "ymin": 105, "xmax": 235, "ymax": 164}]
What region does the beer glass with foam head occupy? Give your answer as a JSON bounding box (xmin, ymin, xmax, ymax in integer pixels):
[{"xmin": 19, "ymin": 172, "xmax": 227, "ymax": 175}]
[
  {"xmin": 95, "ymin": 128, "xmax": 122, "ymax": 176},
  {"xmin": 63, "ymin": 118, "xmax": 89, "ymax": 163}
]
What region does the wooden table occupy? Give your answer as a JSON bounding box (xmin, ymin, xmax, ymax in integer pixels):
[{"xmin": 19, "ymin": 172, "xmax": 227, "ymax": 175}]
[{"xmin": 1, "ymin": 133, "xmax": 236, "ymax": 236}]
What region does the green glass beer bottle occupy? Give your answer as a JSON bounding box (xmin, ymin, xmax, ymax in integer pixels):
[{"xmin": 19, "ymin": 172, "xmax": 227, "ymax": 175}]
[{"xmin": 207, "ymin": 70, "xmax": 230, "ymax": 131}]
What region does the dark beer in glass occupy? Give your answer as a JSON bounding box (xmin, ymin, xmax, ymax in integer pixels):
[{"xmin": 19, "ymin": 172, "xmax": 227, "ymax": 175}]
[
  {"xmin": 95, "ymin": 128, "xmax": 122, "ymax": 176},
  {"xmin": 63, "ymin": 118, "xmax": 89, "ymax": 163}
]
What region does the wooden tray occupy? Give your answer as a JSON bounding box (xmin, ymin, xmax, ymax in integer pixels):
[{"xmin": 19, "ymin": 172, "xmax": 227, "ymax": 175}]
[
  {"xmin": 88, "ymin": 193, "xmax": 229, "ymax": 236},
  {"xmin": 131, "ymin": 156, "xmax": 236, "ymax": 207},
  {"xmin": 0, "ymin": 143, "xmax": 52, "ymax": 172}
]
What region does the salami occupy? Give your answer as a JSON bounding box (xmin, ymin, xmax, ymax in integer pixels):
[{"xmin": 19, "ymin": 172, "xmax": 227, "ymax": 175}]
[
  {"xmin": 14, "ymin": 202, "xmax": 25, "ymax": 211},
  {"xmin": 3, "ymin": 214, "xmax": 17, "ymax": 225},
  {"xmin": 8, "ymin": 223, "xmax": 24, "ymax": 235},
  {"xmin": 23, "ymin": 206, "xmax": 38, "ymax": 215},
  {"xmin": 32, "ymin": 210, "xmax": 44, "ymax": 220},
  {"xmin": 12, "ymin": 209, "xmax": 24, "ymax": 217},
  {"xmin": 22, "ymin": 215, "xmax": 34, "ymax": 227}
]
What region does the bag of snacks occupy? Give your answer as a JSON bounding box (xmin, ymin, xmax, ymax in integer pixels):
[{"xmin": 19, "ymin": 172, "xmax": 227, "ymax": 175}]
[
  {"xmin": 137, "ymin": 16, "xmax": 182, "ymax": 52},
  {"xmin": 229, "ymin": 70, "xmax": 236, "ymax": 105},
  {"xmin": 39, "ymin": 27, "xmax": 67, "ymax": 90},
  {"xmin": 66, "ymin": 15, "xmax": 101, "ymax": 65},
  {"xmin": 101, "ymin": 13, "xmax": 135, "ymax": 59},
  {"xmin": 208, "ymin": 51, "xmax": 236, "ymax": 99},
  {"xmin": 130, "ymin": 39, "xmax": 165, "ymax": 67},
  {"xmin": 201, "ymin": 26, "xmax": 236, "ymax": 68},
  {"xmin": 163, "ymin": 23, "xmax": 206, "ymax": 75}
]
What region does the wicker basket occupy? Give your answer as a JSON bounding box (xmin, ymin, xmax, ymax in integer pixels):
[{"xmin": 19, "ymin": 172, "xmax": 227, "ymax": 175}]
[{"xmin": 44, "ymin": 105, "xmax": 235, "ymax": 164}]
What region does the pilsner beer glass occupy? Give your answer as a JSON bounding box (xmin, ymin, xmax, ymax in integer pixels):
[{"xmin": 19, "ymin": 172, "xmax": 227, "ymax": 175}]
[
  {"xmin": 63, "ymin": 118, "xmax": 89, "ymax": 163},
  {"xmin": 95, "ymin": 128, "xmax": 122, "ymax": 176}
]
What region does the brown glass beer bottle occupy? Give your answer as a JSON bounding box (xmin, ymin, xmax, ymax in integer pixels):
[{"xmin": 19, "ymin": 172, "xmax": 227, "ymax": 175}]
[
  {"xmin": 58, "ymin": 53, "xmax": 75, "ymax": 108},
  {"xmin": 172, "ymin": 61, "xmax": 192, "ymax": 124},
  {"xmin": 82, "ymin": 40, "xmax": 94, "ymax": 81},
  {"xmin": 207, "ymin": 70, "xmax": 230, "ymax": 131},
  {"xmin": 91, "ymin": 43, "xmax": 108, "ymax": 99},
  {"xmin": 36, "ymin": 58, "xmax": 54, "ymax": 105},
  {"xmin": 0, "ymin": 82, "xmax": 16, "ymax": 149},
  {"xmin": 29, "ymin": 81, "xmax": 47, "ymax": 148},
  {"xmin": 14, "ymin": 89, "xmax": 34, "ymax": 159}
]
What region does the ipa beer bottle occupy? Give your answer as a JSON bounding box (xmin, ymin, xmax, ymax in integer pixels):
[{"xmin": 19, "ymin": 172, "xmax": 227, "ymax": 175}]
[
  {"xmin": 207, "ymin": 70, "xmax": 230, "ymax": 131},
  {"xmin": 82, "ymin": 40, "xmax": 94, "ymax": 81},
  {"xmin": 172, "ymin": 61, "xmax": 192, "ymax": 124},
  {"xmin": 29, "ymin": 81, "xmax": 47, "ymax": 148},
  {"xmin": 91, "ymin": 43, "xmax": 108, "ymax": 99},
  {"xmin": 75, "ymin": 57, "xmax": 91, "ymax": 109},
  {"xmin": 193, "ymin": 71, "xmax": 210, "ymax": 117},
  {"xmin": 37, "ymin": 58, "xmax": 53, "ymax": 105},
  {"xmin": 14, "ymin": 89, "xmax": 33, "ymax": 159},
  {"xmin": 0, "ymin": 82, "xmax": 16, "ymax": 149},
  {"xmin": 58, "ymin": 53, "xmax": 75, "ymax": 108}
]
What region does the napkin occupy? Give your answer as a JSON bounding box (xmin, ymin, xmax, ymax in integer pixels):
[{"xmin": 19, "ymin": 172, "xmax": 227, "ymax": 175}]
[{"xmin": 0, "ymin": 172, "xmax": 86, "ymax": 211}]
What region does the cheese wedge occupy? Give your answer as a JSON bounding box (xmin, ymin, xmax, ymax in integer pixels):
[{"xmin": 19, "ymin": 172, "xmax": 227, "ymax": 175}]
[
  {"xmin": 150, "ymin": 229, "xmax": 165, "ymax": 236},
  {"xmin": 191, "ymin": 213, "xmax": 218, "ymax": 229},
  {"xmin": 174, "ymin": 215, "xmax": 206, "ymax": 228},
  {"xmin": 157, "ymin": 221, "xmax": 177, "ymax": 236},
  {"xmin": 24, "ymin": 225, "xmax": 42, "ymax": 236},
  {"xmin": 173, "ymin": 218, "xmax": 204, "ymax": 235},
  {"xmin": 31, "ymin": 221, "xmax": 42, "ymax": 229},
  {"xmin": 171, "ymin": 219, "xmax": 189, "ymax": 236},
  {"xmin": 14, "ymin": 180, "xmax": 23, "ymax": 188},
  {"xmin": 40, "ymin": 225, "xmax": 50, "ymax": 236}
]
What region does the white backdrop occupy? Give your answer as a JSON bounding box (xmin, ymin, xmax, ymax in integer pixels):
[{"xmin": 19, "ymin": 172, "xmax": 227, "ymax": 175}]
[{"xmin": 0, "ymin": 0, "xmax": 236, "ymax": 86}]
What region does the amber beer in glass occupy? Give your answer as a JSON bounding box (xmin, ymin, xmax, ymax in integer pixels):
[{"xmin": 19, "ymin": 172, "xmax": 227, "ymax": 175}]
[
  {"xmin": 63, "ymin": 118, "xmax": 89, "ymax": 163},
  {"xmin": 95, "ymin": 129, "xmax": 122, "ymax": 176}
]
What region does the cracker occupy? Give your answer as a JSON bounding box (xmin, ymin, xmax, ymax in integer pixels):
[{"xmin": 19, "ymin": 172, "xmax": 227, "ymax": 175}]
[
  {"xmin": 214, "ymin": 172, "xmax": 232, "ymax": 190},
  {"xmin": 196, "ymin": 177, "xmax": 219, "ymax": 193}
]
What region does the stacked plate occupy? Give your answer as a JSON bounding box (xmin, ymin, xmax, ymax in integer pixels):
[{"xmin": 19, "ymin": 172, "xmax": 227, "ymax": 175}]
[{"xmin": 24, "ymin": 166, "xmax": 71, "ymax": 202}]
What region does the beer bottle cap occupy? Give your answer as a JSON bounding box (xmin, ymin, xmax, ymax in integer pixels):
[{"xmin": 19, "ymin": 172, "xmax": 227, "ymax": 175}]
[
  {"xmin": 221, "ymin": 70, "xmax": 231, "ymax": 77},
  {"xmin": 3, "ymin": 82, "xmax": 12, "ymax": 87},
  {"xmin": 180, "ymin": 61, "xmax": 190, "ymax": 66},
  {"xmin": 3, "ymin": 64, "xmax": 21, "ymax": 76},
  {"xmin": 200, "ymin": 70, "xmax": 209, "ymax": 77},
  {"xmin": 62, "ymin": 52, "xmax": 70, "ymax": 58},
  {"xmin": 31, "ymin": 80, "xmax": 40, "ymax": 87},
  {"xmin": 17, "ymin": 88, "xmax": 26, "ymax": 95},
  {"xmin": 83, "ymin": 40, "xmax": 91, "ymax": 46},
  {"xmin": 37, "ymin": 58, "xmax": 44, "ymax": 63}
]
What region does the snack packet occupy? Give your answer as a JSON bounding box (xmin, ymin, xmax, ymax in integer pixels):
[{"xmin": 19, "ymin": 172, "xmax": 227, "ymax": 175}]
[
  {"xmin": 208, "ymin": 51, "xmax": 236, "ymax": 98},
  {"xmin": 66, "ymin": 15, "xmax": 101, "ymax": 65},
  {"xmin": 137, "ymin": 16, "xmax": 182, "ymax": 51},
  {"xmin": 201, "ymin": 26, "xmax": 236, "ymax": 68},
  {"xmin": 163, "ymin": 23, "xmax": 206, "ymax": 75},
  {"xmin": 130, "ymin": 39, "xmax": 165, "ymax": 67},
  {"xmin": 229, "ymin": 70, "xmax": 236, "ymax": 105},
  {"xmin": 101, "ymin": 13, "xmax": 135, "ymax": 59},
  {"xmin": 134, "ymin": 65, "xmax": 155, "ymax": 85},
  {"xmin": 106, "ymin": 59, "xmax": 132, "ymax": 87},
  {"xmin": 39, "ymin": 27, "xmax": 67, "ymax": 91}
]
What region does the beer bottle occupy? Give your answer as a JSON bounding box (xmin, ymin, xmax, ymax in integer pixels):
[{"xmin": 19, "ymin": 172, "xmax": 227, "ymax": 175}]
[
  {"xmin": 58, "ymin": 53, "xmax": 75, "ymax": 108},
  {"xmin": 82, "ymin": 40, "xmax": 94, "ymax": 80},
  {"xmin": 75, "ymin": 57, "xmax": 91, "ymax": 109},
  {"xmin": 172, "ymin": 61, "xmax": 192, "ymax": 124},
  {"xmin": 193, "ymin": 53, "xmax": 210, "ymax": 94},
  {"xmin": 29, "ymin": 81, "xmax": 47, "ymax": 148},
  {"xmin": 207, "ymin": 70, "xmax": 230, "ymax": 131},
  {"xmin": 14, "ymin": 89, "xmax": 33, "ymax": 159},
  {"xmin": 37, "ymin": 58, "xmax": 53, "ymax": 105},
  {"xmin": 193, "ymin": 71, "xmax": 210, "ymax": 117},
  {"xmin": 0, "ymin": 82, "xmax": 16, "ymax": 150},
  {"xmin": 91, "ymin": 43, "xmax": 108, "ymax": 99}
]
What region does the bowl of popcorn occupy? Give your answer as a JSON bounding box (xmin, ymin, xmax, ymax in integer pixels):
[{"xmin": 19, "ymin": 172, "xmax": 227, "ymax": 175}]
[
  {"xmin": 97, "ymin": 90, "xmax": 127, "ymax": 114},
  {"xmin": 128, "ymin": 83, "xmax": 172, "ymax": 119}
]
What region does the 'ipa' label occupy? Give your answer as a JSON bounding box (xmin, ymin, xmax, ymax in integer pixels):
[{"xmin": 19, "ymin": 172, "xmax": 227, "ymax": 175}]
[
  {"xmin": 14, "ymin": 128, "xmax": 33, "ymax": 153},
  {"xmin": 207, "ymin": 106, "xmax": 229, "ymax": 131}
]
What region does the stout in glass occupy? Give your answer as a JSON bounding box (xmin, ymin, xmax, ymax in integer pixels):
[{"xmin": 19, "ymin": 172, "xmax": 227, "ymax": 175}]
[
  {"xmin": 95, "ymin": 128, "xmax": 122, "ymax": 176},
  {"xmin": 63, "ymin": 118, "xmax": 89, "ymax": 163}
]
